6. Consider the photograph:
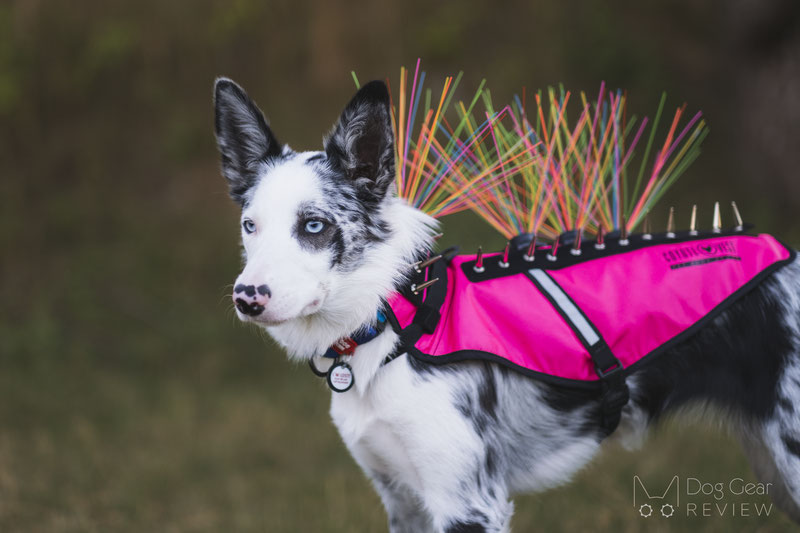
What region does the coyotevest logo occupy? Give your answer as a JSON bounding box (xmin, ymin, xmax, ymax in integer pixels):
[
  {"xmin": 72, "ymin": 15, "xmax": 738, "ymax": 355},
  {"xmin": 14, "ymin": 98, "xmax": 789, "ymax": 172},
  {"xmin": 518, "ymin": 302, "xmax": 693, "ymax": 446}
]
[
  {"xmin": 662, "ymin": 240, "xmax": 740, "ymax": 270},
  {"xmin": 633, "ymin": 475, "xmax": 680, "ymax": 518}
]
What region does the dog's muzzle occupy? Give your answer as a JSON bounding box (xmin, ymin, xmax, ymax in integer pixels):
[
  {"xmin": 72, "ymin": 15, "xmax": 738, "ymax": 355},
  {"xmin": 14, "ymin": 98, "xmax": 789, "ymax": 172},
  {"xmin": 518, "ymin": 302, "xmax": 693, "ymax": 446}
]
[{"xmin": 233, "ymin": 283, "xmax": 271, "ymax": 317}]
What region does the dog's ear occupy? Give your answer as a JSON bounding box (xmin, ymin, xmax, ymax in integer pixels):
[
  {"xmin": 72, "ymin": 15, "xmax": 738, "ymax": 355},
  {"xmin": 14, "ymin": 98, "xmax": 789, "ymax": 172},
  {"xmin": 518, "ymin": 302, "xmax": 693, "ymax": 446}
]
[
  {"xmin": 324, "ymin": 81, "xmax": 395, "ymax": 206},
  {"xmin": 214, "ymin": 78, "xmax": 282, "ymax": 205}
]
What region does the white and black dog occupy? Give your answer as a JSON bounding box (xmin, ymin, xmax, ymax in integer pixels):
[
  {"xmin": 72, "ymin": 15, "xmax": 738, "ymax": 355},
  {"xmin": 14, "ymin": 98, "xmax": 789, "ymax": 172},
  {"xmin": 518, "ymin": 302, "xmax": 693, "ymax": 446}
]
[{"xmin": 213, "ymin": 78, "xmax": 800, "ymax": 531}]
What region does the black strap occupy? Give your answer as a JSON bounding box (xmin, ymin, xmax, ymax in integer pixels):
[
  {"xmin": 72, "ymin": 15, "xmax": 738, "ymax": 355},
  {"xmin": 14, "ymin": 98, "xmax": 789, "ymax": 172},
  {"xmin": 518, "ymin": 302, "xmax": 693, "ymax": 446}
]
[
  {"xmin": 381, "ymin": 255, "xmax": 450, "ymax": 368},
  {"xmin": 591, "ymin": 342, "xmax": 622, "ymax": 377},
  {"xmin": 599, "ymin": 369, "xmax": 630, "ymax": 434},
  {"xmin": 398, "ymin": 257, "xmax": 448, "ymax": 349}
]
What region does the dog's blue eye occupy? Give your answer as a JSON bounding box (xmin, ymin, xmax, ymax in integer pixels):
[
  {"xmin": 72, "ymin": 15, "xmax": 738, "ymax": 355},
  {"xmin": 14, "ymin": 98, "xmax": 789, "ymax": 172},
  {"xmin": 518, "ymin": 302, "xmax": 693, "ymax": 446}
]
[
  {"xmin": 242, "ymin": 219, "xmax": 256, "ymax": 234},
  {"xmin": 305, "ymin": 220, "xmax": 325, "ymax": 234}
]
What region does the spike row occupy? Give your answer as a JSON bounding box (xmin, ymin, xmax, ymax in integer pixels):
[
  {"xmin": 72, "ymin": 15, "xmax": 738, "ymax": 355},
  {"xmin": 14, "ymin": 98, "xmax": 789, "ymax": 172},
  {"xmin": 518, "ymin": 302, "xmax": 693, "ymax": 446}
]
[
  {"xmin": 459, "ymin": 200, "xmax": 741, "ymax": 279},
  {"xmin": 411, "ymin": 278, "xmax": 439, "ymax": 295}
]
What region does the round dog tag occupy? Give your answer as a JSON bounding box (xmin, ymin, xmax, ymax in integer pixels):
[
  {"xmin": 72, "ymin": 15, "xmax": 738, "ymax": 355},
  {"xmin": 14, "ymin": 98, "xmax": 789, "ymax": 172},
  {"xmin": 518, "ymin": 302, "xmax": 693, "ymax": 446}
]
[{"xmin": 327, "ymin": 361, "xmax": 354, "ymax": 393}]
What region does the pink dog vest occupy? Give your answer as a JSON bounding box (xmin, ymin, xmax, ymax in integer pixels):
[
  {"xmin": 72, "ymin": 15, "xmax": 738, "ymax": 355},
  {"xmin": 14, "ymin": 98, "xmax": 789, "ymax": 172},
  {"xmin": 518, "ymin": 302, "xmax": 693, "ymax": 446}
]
[{"xmin": 386, "ymin": 232, "xmax": 794, "ymax": 388}]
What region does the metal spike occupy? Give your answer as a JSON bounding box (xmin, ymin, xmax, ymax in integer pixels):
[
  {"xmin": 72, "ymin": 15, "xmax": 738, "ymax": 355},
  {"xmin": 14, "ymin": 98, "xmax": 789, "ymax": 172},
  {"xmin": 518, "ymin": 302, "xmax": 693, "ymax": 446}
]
[
  {"xmin": 689, "ymin": 204, "xmax": 698, "ymax": 235},
  {"xmin": 712, "ymin": 201, "xmax": 721, "ymax": 233},
  {"xmin": 547, "ymin": 235, "xmax": 560, "ymax": 261},
  {"xmin": 416, "ymin": 254, "xmax": 442, "ymax": 272},
  {"xmin": 498, "ymin": 242, "xmax": 510, "ymax": 268},
  {"xmin": 666, "ymin": 207, "xmax": 676, "ymax": 238},
  {"xmin": 595, "ymin": 225, "xmax": 606, "ymax": 250},
  {"xmin": 570, "ymin": 230, "xmax": 582, "ymax": 256},
  {"xmin": 619, "ymin": 217, "xmax": 629, "ymax": 246},
  {"xmin": 411, "ymin": 277, "xmax": 439, "ymax": 295},
  {"xmin": 473, "ymin": 246, "xmax": 485, "ymax": 273},
  {"xmin": 731, "ymin": 201, "xmax": 744, "ymax": 230},
  {"xmin": 642, "ymin": 215, "xmax": 653, "ymax": 240},
  {"xmin": 524, "ymin": 235, "xmax": 537, "ymax": 262}
]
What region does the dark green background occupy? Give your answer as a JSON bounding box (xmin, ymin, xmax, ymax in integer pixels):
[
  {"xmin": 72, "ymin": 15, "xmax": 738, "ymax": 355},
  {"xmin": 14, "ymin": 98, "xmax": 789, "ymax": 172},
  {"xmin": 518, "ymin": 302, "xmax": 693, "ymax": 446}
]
[{"xmin": 2, "ymin": 1, "xmax": 799, "ymax": 531}]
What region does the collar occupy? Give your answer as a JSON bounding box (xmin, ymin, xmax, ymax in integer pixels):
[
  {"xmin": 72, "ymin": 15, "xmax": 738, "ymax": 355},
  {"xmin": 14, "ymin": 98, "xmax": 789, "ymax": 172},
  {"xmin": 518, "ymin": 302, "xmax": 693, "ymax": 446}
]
[
  {"xmin": 321, "ymin": 309, "xmax": 389, "ymax": 359},
  {"xmin": 308, "ymin": 306, "xmax": 403, "ymax": 381}
]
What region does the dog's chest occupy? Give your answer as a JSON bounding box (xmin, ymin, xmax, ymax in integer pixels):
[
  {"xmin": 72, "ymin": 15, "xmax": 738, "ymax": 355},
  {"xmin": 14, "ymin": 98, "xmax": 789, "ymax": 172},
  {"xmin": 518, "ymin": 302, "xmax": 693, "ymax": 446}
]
[{"xmin": 329, "ymin": 385, "xmax": 422, "ymax": 487}]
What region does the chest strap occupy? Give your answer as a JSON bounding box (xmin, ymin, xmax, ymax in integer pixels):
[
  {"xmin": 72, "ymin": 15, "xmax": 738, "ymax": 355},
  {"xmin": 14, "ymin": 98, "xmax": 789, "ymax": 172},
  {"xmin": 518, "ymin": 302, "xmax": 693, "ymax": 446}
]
[{"xmin": 395, "ymin": 256, "xmax": 449, "ymax": 347}]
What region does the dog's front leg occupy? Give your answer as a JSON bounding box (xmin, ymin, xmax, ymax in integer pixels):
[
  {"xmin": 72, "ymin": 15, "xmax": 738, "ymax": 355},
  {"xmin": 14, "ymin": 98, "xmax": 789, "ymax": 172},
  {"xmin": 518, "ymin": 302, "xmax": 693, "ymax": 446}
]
[
  {"xmin": 371, "ymin": 469, "xmax": 512, "ymax": 533},
  {"xmin": 369, "ymin": 473, "xmax": 436, "ymax": 533},
  {"xmin": 424, "ymin": 482, "xmax": 514, "ymax": 533}
]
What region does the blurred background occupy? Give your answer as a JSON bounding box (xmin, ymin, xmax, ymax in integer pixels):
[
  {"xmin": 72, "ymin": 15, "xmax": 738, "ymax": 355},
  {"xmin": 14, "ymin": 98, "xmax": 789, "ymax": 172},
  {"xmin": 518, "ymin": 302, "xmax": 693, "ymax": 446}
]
[{"xmin": 1, "ymin": 0, "xmax": 799, "ymax": 531}]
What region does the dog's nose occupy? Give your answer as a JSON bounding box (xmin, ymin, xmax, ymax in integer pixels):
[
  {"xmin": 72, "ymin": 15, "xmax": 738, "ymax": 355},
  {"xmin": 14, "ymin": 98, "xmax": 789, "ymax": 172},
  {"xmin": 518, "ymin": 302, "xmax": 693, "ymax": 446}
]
[{"xmin": 233, "ymin": 283, "xmax": 271, "ymax": 316}]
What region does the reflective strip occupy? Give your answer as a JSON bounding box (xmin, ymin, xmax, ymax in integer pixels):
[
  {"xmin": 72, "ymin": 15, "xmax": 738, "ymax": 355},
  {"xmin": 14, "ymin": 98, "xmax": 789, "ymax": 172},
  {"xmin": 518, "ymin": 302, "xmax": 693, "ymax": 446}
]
[{"xmin": 529, "ymin": 269, "xmax": 600, "ymax": 346}]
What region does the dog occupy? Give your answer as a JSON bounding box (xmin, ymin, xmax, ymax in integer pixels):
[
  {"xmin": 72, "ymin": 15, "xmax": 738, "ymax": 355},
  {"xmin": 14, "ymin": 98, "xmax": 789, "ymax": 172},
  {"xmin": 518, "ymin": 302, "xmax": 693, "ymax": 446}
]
[{"xmin": 212, "ymin": 77, "xmax": 800, "ymax": 532}]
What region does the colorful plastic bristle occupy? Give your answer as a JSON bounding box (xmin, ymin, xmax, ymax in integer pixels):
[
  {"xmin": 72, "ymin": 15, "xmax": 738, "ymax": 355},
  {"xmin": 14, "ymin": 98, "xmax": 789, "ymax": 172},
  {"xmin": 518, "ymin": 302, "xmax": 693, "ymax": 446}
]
[{"xmin": 353, "ymin": 60, "xmax": 708, "ymax": 241}]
